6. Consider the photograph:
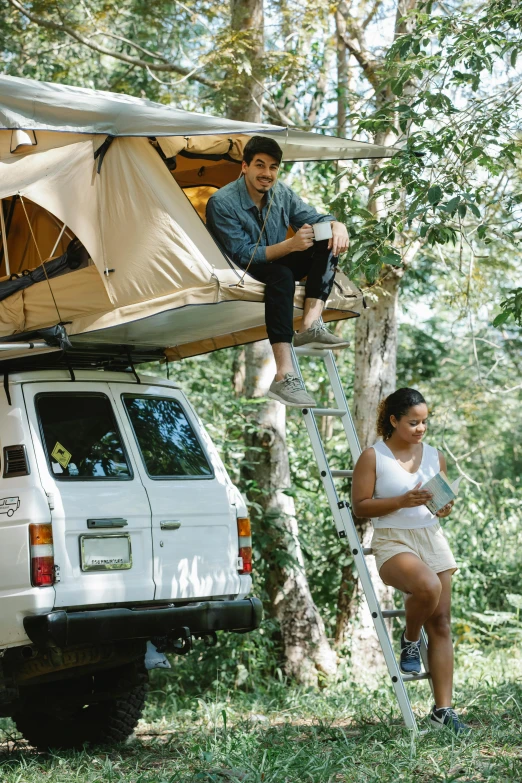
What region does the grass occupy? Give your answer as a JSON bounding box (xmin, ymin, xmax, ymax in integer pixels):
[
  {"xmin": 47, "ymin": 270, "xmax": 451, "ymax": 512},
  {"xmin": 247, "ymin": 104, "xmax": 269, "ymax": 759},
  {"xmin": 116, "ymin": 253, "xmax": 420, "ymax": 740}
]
[{"xmin": 0, "ymin": 645, "xmax": 521, "ymax": 783}]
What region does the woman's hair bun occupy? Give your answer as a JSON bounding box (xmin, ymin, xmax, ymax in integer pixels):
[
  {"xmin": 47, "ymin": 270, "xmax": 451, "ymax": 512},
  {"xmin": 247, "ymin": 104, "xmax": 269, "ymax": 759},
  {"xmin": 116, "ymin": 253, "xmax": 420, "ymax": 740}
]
[{"xmin": 376, "ymin": 388, "xmax": 426, "ymax": 440}]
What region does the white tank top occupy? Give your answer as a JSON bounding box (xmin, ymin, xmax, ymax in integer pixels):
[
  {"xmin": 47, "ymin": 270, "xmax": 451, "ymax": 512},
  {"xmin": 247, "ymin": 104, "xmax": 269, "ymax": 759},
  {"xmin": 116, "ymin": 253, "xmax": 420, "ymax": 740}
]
[{"xmin": 371, "ymin": 440, "xmax": 440, "ymax": 530}]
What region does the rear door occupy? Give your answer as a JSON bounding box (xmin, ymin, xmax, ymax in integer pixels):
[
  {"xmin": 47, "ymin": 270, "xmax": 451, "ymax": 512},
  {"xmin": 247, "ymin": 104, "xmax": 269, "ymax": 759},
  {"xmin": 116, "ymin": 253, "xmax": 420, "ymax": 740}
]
[
  {"xmin": 110, "ymin": 382, "xmax": 241, "ymax": 600},
  {"xmin": 23, "ymin": 383, "xmax": 155, "ymax": 607}
]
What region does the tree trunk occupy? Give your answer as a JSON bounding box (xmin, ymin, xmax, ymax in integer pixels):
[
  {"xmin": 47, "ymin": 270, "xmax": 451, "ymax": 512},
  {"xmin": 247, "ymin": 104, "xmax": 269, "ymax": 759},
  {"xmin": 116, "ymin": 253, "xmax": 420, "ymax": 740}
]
[
  {"xmin": 243, "ymin": 341, "xmax": 337, "ymax": 684},
  {"xmin": 353, "ymin": 270, "xmax": 402, "ymax": 449},
  {"xmin": 335, "ymin": 272, "xmax": 403, "ymax": 660},
  {"xmin": 229, "ymin": 0, "xmax": 336, "ymax": 685},
  {"xmin": 229, "ymin": 0, "xmax": 264, "ymax": 122},
  {"xmin": 334, "ymin": 0, "xmax": 422, "ymax": 662}
]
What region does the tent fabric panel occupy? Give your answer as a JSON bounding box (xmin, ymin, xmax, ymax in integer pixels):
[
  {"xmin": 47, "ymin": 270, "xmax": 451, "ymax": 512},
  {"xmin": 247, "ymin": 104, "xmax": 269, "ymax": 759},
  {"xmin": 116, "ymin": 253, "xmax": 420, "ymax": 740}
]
[
  {"xmin": 0, "ymin": 197, "xmax": 71, "ymax": 277},
  {"xmin": 0, "ymin": 140, "xmax": 107, "ymax": 286},
  {"xmin": 67, "ymin": 281, "xmax": 223, "ymax": 339},
  {"xmin": 96, "ymin": 137, "xmax": 222, "ymax": 307},
  {"xmin": 158, "ymin": 132, "xmax": 396, "ymax": 166},
  {"xmin": 0, "ymin": 290, "xmax": 25, "ymax": 337},
  {"xmin": 0, "ymin": 76, "xmax": 399, "ymax": 160},
  {"xmin": 0, "ymin": 75, "xmax": 281, "ymax": 137},
  {"xmin": 22, "ymin": 265, "xmax": 113, "ymax": 331},
  {"xmin": 65, "ymin": 265, "xmax": 362, "ymax": 348},
  {"xmin": 0, "ymin": 129, "xmax": 95, "ymax": 162},
  {"xmin": 172, "ymin": 158, "xmax": 241, "ymax": 189},
  {"xmin": 182, "ymin": 186, "xmax": 218, "ymax": 222}
]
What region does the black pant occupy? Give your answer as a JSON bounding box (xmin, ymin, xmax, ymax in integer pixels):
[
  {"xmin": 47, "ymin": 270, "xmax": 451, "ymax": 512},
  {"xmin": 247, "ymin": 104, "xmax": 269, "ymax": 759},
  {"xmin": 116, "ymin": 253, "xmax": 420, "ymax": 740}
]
[{"xmin": 247, "ymin": 240, "xmax": 337, "ymax": 344}]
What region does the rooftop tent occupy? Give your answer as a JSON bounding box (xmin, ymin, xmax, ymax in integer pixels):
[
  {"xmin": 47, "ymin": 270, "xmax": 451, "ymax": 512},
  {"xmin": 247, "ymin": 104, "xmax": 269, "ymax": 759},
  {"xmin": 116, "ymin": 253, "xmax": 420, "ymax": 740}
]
[{"xmin": 0, "ymin": 75, "xmax": 399, "ymax": 366}]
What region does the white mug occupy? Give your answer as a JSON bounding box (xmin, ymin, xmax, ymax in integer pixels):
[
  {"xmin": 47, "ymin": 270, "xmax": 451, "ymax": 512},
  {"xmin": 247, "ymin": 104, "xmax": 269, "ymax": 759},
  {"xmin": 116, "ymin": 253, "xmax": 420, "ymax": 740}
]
[{"xmin": 312, "ymin": 222, "xmax": 333, "ymax": 242}]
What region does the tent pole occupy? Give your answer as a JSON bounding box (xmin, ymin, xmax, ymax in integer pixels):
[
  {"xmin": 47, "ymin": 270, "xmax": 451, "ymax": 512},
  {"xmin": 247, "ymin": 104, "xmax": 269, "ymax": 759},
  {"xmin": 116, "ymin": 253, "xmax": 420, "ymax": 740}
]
[
  {"xmin": 0, "ymin": 201, "xmax": 11, "ymax": 277},
  {"xmin": 49, "ymin": 222, "xmax": 67, "ymax": 260}
]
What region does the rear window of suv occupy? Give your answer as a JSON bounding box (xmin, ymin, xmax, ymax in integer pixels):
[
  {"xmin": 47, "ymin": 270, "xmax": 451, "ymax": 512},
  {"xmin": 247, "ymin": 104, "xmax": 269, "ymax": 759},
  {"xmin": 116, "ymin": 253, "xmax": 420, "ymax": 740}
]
[
  {"xmin": 122, "ymin": 395, "xmax": 212, "ymax": 479},
  {"xmin": 36, "ymin": 393, "xmax": 132, "ymax": 480}
]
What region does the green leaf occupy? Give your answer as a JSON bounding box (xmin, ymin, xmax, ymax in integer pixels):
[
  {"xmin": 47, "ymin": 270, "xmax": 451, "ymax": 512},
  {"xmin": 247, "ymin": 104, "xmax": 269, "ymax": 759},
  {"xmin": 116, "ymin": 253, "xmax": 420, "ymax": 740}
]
[
  {"xmin": 511, "ymin": 48, "xmax": 518, "ymax": 68},
  {"xmin": 444, "ymin": 196, "xmax": 461, "ymax": 214},
  {"xmin": 469, "ymin": 203, "xmax": 481, "ymax": 218},
  {"xmin": 492, "ymin": 311, "xmax": 512, "ymax": 327},
  {"xmin": 380, "ymin": 253, "xmax": 402, "ymax": 267},
  {"xmin": 469, "ymin": 147, "xmax": 484, "ymax": 160},
  {"xmin": 458, "ymin": 203, "xmax": 467, "ymax": 218},
  {"xmin": 428, "ymin": 185, "xmax": 442, "ymax": 205}
]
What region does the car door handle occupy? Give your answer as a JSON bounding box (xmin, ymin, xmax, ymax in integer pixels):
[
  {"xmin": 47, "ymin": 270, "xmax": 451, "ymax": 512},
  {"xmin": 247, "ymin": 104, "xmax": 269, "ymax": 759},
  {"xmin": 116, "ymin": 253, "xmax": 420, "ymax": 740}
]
[
  {"xmin": 160, "ymin": 520, "xmax": 182, "ymax": 530},
  {"xmin": 87, "ymin": 518, "xmax": 128, "ymax": 529}
]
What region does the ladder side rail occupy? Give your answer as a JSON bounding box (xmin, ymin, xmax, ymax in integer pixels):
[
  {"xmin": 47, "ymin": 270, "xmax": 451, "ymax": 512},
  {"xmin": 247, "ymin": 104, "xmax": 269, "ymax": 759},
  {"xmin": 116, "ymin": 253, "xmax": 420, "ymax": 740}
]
[
  {"xmin": 291, "ymin": 347, "xmax": 420, "ymax": 733},
  {"xmin": 335, "ymin": 502, "xmax": 419, "ymax": 734},
  {"xmin": 301, "ymin": 401, "xmax": 418, "ymax": 732},
  {"xmin": 300, "ymin": 407, "xmax": 350, "ymax": 539},
  {"xmin": 323, "ymin": 351, "xmax": 362, "ymax": 463},
  {"xmin": 323, "ymin": 351, "xmax": 434, "ymax": 698}
]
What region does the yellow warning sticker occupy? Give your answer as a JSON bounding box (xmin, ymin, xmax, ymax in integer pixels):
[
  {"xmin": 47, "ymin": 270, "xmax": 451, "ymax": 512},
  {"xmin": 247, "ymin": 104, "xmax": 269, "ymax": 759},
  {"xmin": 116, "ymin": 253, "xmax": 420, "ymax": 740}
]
[{"xmin": 51, "ymin": 442, "xmax": 72, "ymax": 469}]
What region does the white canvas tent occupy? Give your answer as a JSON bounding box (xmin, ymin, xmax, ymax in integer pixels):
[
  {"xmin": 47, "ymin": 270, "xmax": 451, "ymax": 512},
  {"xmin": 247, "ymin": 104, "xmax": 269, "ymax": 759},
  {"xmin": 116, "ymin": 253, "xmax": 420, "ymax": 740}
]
[{"xmin": 0, "ymin": 75, "xmax": 398, "ymax": 366}]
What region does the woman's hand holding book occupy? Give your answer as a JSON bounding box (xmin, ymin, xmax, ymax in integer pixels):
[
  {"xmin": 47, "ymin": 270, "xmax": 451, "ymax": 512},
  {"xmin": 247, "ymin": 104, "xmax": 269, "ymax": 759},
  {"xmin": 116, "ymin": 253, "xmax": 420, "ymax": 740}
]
[{"xmin": 399, "ymin": 481, "xmax": 433, "ymax": 508}]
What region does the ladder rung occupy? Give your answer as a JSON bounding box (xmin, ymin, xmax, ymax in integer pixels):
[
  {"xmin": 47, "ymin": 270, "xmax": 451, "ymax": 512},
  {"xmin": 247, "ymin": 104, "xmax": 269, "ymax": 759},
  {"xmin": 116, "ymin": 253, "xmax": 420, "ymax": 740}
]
[
  {"xmin": 311, "ymin": 408, "xmax": 346, "ymax": 417},
  {"xmin": 331, "ymin": 469, "xmax": 353, "ymax": 478},
  {"xmin": 363, "ymin": 547, "xmax": 373, "ymax": 555},
  {"xmin": 381, "ymin": 609, "xmax": 406, "ymax": 618},
  {"xmin": 294, "ymin": 346, "xmax": 329, "ymax": 357},
  {"xmin": 402, "ymin": 672, "xmax": 431, "ymax": 682}
]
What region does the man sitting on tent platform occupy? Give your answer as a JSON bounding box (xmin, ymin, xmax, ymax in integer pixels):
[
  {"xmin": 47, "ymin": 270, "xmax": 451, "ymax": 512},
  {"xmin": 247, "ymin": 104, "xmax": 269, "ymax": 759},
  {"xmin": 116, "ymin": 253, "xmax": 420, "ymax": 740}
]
[{"xmin": 206, "ymin": 136, "xmax": 350, "ymax": 408}]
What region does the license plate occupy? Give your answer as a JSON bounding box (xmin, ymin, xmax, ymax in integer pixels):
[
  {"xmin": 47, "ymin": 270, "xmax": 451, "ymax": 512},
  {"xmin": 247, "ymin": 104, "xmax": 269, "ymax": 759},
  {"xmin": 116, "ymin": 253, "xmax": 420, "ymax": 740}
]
[{"xmin": 80, "ymin": 534, "xmax": 132, "ymax": 572}]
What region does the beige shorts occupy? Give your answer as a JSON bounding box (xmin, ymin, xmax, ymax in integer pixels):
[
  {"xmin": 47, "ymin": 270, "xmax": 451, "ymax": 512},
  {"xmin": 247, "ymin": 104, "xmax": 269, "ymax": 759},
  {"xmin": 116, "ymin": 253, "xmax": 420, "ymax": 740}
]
[{"xmin": 371, "ymin": 523, "xmax": 457, "ymax": 583}]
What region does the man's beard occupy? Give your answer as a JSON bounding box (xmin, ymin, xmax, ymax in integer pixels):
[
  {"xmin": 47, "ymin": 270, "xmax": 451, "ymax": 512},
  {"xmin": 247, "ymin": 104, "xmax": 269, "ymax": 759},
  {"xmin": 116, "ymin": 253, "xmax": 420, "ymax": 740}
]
[{"xmin": 254, "ymin": 181, "xmax": 273, "ymax": 193}]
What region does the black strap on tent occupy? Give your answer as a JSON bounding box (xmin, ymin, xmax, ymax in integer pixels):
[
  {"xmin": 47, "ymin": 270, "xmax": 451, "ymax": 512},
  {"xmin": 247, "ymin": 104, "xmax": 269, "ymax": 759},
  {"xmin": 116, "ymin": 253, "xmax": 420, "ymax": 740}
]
[
  {"xmin": 94, "ymin": 135, "xmax": 115, "ymax": 174},
  {"xmin": 3, "ymin": 373, "xmax": 11, "ymax": 406},
  {"xmin": 126, "ymin": 348, "xmax": 141, "ymax": 384},
  {"xmin": 0, "ymin": 196, "xmax": 17, "ymax": 266},
  {"xmin": 64, "ymin": 351, "xmax": 76, "ymax": 382}
]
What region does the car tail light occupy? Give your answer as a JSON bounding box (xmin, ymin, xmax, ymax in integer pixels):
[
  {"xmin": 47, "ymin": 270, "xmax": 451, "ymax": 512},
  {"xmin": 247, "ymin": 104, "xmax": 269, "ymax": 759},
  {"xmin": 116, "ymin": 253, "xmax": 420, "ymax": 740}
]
[
  {"xmin": 29, "ymin": 523, "xmax": 55, "ymax": 587},
  {"xmin": 237, "ymin": 516, "xmax": 252, "ymax": 574}
]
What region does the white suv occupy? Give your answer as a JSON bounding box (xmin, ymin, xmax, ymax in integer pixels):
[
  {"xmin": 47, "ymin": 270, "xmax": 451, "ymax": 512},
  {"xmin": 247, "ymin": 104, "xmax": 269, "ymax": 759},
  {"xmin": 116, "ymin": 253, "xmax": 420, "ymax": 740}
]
[{"xmin": 0, "ymin": 369, "xmax": 260, "ymax": 749}]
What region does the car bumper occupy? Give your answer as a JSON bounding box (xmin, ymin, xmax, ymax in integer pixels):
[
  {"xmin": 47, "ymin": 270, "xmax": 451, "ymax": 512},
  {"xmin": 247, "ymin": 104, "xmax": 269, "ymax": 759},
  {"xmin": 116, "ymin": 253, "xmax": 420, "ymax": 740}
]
[{"xmin": 23, "ymin": 597, "xmax": 263, "ymax": 648}]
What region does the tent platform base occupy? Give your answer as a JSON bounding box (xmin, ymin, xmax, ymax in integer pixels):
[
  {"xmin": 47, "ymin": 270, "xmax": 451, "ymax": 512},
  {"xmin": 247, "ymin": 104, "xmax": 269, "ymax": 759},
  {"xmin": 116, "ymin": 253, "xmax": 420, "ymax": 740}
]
[
  {"xmin": 0, "ymin": 298, "xmax": 359, "ymax": 371},
  {"xmin": 68, "ymin": 298, "xmax": 359, "ymax": 362}
]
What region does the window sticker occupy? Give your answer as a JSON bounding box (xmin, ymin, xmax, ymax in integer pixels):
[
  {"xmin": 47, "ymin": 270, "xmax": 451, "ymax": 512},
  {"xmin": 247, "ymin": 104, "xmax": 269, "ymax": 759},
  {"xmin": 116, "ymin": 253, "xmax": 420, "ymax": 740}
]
[{"xmin": 51, "ymin": 442, "xmax": 72, "ymax": 469}]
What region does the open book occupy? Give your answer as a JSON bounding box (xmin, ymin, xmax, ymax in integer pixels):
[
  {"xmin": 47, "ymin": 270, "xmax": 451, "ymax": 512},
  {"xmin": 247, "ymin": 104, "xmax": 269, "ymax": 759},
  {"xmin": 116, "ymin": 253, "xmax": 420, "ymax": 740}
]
[{"xmin": 421, "ymin": 472, "xmax": 462, "ymax": 515}]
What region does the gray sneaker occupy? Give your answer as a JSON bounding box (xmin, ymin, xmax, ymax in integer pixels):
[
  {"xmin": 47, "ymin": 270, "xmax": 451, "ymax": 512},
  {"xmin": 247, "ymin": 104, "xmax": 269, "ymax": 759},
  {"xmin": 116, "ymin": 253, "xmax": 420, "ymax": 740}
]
[
  {"xmin": 268, "ymin": 373, "xmax": 317, "ymax": 408},
  {"xmin": 294, "ymin": 320, "xmax": 350, "ymax": 350}
]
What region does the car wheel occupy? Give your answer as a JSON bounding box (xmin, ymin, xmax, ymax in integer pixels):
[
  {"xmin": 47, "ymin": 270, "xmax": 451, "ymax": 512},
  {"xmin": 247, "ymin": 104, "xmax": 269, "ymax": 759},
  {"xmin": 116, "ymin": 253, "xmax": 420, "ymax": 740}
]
[{"xmin": 12, "ymin": 660, "xmax": 148, "ymax": 750}]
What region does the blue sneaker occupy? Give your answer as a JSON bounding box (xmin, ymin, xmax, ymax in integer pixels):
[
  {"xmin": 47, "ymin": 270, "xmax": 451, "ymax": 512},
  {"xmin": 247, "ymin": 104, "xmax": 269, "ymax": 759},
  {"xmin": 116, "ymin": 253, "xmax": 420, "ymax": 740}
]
[
  {"xmin": 429, "ymin": 706, "xmax": 471, "ymax": 736},
  {"xmin": 400, "ymin": 631, "xmax": 421, "ymax": 675}
]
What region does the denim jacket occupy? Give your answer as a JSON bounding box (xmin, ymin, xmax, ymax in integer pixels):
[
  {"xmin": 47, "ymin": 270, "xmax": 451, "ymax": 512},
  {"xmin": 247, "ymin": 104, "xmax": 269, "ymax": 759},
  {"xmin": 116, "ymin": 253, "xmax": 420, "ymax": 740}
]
[{"xmin": 206, "ymin": 175, "xmax": 334, "ymax": 268}]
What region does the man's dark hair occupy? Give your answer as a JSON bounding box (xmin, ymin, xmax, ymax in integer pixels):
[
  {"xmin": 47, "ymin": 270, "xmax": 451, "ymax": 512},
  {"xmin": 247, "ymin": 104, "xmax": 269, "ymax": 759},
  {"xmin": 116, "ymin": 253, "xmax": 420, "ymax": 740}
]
[{"xmin": 243, "ymin": 135, "xmax": 283, "ymax": 166}]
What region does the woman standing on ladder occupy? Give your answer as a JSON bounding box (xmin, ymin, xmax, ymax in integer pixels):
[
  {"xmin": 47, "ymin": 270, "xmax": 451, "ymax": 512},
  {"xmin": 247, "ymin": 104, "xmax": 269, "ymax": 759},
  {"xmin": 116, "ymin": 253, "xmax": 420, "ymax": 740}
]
[{"xmin": 351, "ymin": 388, "xmax": 470, "ymax": 735}]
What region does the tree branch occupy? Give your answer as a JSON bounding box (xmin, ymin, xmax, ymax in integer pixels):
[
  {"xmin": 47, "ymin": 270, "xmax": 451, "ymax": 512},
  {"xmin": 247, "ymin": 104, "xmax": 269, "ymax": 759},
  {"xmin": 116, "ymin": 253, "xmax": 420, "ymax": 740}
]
[
  {"xmin": 362, "ymin": 0, "xmax": 384, "ymax": 30},
  {"xmin": 7, "ymin": 0, "xmax": 218, "ymax": 89},
  {"xmin": 341, "ymin": 33, "xmax": 380, "ymax": 90}
]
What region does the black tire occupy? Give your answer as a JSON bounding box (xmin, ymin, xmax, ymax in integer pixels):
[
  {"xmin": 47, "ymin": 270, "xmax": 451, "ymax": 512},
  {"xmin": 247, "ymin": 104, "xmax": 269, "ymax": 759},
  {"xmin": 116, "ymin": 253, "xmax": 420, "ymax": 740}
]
[{"xmin": 12, "ymin": 660, "xmax": 148, "ymax": 750}]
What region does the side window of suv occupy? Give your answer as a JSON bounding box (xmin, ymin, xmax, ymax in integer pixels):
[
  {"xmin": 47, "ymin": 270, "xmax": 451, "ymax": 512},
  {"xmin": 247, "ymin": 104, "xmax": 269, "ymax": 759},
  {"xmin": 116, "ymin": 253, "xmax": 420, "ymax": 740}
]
[
  {"xmin": 36, "ymin": 393, "xmax": 132, "ymax": 480},
  {"xmin": 122, "ymin": 395, "xmax": 212, "ymax": 479}
]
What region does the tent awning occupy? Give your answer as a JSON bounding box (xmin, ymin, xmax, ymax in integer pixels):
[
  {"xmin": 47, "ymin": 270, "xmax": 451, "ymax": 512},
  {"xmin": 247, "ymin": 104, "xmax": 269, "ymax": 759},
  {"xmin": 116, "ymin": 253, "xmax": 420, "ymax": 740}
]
[{"xmin": 0, "ymin": 74, "xmax": 399, "ymax": 161}]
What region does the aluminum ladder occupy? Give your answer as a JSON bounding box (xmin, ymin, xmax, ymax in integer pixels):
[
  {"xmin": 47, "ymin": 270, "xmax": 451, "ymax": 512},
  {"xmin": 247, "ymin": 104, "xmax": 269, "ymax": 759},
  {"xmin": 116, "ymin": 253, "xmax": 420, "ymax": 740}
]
[{"xmin": 291, "ymin": 344, "xmax": 432, "ymax": 735}]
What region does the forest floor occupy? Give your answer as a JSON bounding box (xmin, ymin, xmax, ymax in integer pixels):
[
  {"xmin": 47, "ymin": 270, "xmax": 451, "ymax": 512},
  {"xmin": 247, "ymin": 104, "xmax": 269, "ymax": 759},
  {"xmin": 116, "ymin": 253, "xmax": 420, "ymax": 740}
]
[{"xmin": 0, "ymin": 645, "xmax": 520, "ymax": 783}]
